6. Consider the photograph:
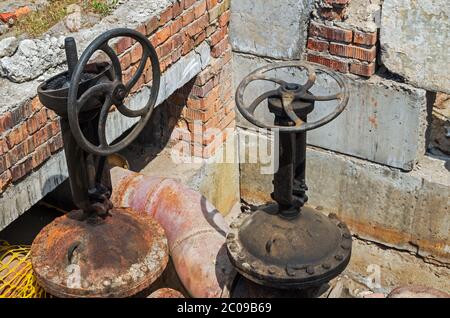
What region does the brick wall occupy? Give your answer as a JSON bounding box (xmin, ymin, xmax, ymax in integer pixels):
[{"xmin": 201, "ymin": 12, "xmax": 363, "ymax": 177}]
[
  {"xmin": 0, "ymin": 0, "xmax": 233, "ymax": 195},
  {"xmin": 306, "ymin": 0, "xmax": 378, "ymax": 77}
]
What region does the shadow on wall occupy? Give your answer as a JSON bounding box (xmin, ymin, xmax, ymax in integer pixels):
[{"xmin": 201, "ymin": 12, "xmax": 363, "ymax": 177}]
[{"xmin": 118, "ymin": 79, "xmax": 195, "ymax": 172}]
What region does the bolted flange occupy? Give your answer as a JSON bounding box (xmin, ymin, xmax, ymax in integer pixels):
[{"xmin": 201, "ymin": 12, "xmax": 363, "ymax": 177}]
[
  {"xmin": 226, "ymin": 205, "xmax": 352, "ymax": 289},
  {"xmin": 31, "ymin": 208, "xmax": 169, "ymax": 298}
]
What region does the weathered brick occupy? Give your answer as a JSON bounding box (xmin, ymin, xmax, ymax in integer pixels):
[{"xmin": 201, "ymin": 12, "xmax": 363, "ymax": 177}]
[
  {"xmin": 160, "ymin": 39, "xmax": 173, "ymax": 58},
  {"xmin": 172, "ymin": 0, "xmax": 184, "ymax": 18},
  {"xmin": 171, "ymin": 17, "xmax": 183, "ymax": 35},
  {"xmin": 319, "ymin": 7, "xmax": 346, "ymax": 21},
  {"xmin": 184, "ymin": 0, "xmax": 196, "ymax": 9},
  {"xmin": 130, "ymin": 44, "xmax": 143, "ymax": 64},
  {"xmin": 172, "ymin": 33, "xmax": 183, "ymax": 49},
  {"xmin": 159, "ymin": 6, "xmax": 173, "ymax": 26},
  {"xmin": 10, "ymin": 157, "xmax": 33, "ymax": 182},
  {"xmin": 206, "ymin": 0, "xmax": 218, "ymax": 10},
  {"xmin": 0, "ymin": 169, "xmax": 12, "ymax": 192},
  {"xmin": 145, "ymin": 16, "xmax": 159, "ymax": 35},
  {"xmin": 26, "ymin": 108, "xmax": 47, "ymax": 135},
  {"xmin": 182, "ymin": 36, "xmax": 194, "ymax": 55},
  {"xmin": 31, "ymin": 144, "xmax": 51, "ymax": 169},
  {"xmin": 329, "ymin": 42, "xmax": 376, "ymax": 61},
  {"xmin": 48, "ymin": 134, "xmax": 63, "ymax": 153},
  {"xmin": 185, "ymin": 14, "xmax": 208, "ymax": 37},
  {"xmin": 32, "ymin": 124, "xmax": 52, "ymax": 147},
  {"xmin": 218, "ymin": 108, "xmax": 235, "ymax": 130},
  {"xmin": 194, "ymin": 0, "xmax": 207, "ymax": 19},
  {"xmin": 160, "ymin": 55, "xmax": 172, "ymax": 73},
  {"xmin": 0, "ymin": 139, "xmax": 8, "ymax": 156},
  {"xmin": 120, "ymin": 52, "xmax": 132, "ymax": 70},
  {"xmin": 191, "ymin": 79, "xmax": 215, "ymax": 98},
  {"xmin": 218, "ymin": 10, "xmax": 230, "ymax": 27},
  {"xmin": 0, "ymin": 112, "xmax": 13, "ymax": 134},
  {"xmin": 49, "ymin": 120, "xmax": 61, "ymax": 136},
  {"xmin": 182, "ymin": 7, "xmax": 195, "ymax": 26},
  {"xmin": 211, "ymin": 36, "xmax": 229, "ymax": 58},
  {"xmin": 183, "ymin": 106, "xmax": 215, "ymax": 122},
  {"xmin": 224, "ymin": 99, "xmax": 235, "ymax": 114},
  {"xmin": 31, "ymin": 97, "xmax": 43, "ymax": 113},
  {"xmin": 194, "ymin": 31, "xmax": 206, "ymax": 46},
  {"xmin": 46, "ymin": 109, "xmax": 58, "ymax": 120},
  {"xmin": 115, "ymin": 36, "xmax": 133, "ymax": 54},
  {"xmin": 350, "ymin": 61, "xmax": 376, "ymax": 77},
  {"xmin": 6, "ymin": 140, "xmax": 33, "ymax": 168},
  {"xmin": 208, "ymin": 26, "xmax": 227, "ymax": 46},
  {"xmin": 6, "ymin": 123, "xmax": 28, "ymax": 148},
  {"xmin": 152, "ymin": 25, "xmax": 171, "ymax": 46},
  {"xmin": 309, "ymin": 21, "xmax": 352, "ymax": 43},
  {"xmin": 171, "ymin": 47, "xmax": 183, "ymax": 64},
  {"xmin": 307, "ymin": 38, "xmax": 329, "ymax": 52},
  {"xmin": 353, "ymin": 30, "xmax": 377, "ymax": 46},
  {"xmin": 307, "ymin": 53, "xmax": 349, "ymax": 73}
]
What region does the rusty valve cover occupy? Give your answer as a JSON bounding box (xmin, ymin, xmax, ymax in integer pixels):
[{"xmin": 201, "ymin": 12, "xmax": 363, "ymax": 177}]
[
  {"xmin": 227, "ymin": 205, "xmax": 351, "ymax": 289},
  {"xmin": 31, "ymin": 208, "xmax": 169, "ymax": 298}
]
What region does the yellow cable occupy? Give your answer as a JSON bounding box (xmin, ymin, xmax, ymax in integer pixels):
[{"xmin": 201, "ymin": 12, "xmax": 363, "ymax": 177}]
[{"xmin": 0, "ymin": 240, "xmax": 48, "ymax": 298}]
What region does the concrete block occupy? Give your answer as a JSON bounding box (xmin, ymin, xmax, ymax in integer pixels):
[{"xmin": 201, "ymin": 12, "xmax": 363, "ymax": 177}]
[
  {"xmin": 380, "ymin": 0, "xmax": 450, "ymax": 94},
  {"xmin": 230, "ymin": 0, "xmax": 314, "ymax": 59},
  {"xmin": 239, "ymin": 130, "xmax": 450, "ymax": 264},
  {"xmin": 233, "ymin": 52, "xmax": 429, "ymax": 170}
]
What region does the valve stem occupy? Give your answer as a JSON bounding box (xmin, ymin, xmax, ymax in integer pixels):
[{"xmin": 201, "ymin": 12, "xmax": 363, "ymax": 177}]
[{"xmin": 65, "ymin": 37, "xmax": 78, "ymax": 78}]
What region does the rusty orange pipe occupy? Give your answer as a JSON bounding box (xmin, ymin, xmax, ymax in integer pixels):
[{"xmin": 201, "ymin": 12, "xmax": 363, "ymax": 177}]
[{"xmin": 110, "ymin": 167, "xmax": 236, "ymax": 298}]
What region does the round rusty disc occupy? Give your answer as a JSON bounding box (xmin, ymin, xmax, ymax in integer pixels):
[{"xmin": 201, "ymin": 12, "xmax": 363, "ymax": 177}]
[
  {"xmin": 226, "ymin": 205, "xmax": 352, "ymax": 289},
  {"xmin": 31, "ymin": 208, "xmax": 169, "ymax": 298}
]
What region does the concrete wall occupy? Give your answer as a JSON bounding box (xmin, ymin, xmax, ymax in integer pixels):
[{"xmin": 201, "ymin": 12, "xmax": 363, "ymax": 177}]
[
  {"xmin": 239, "ymin": 129, "xmax": 450, "ymax": 265},
  {"xmin": 380, "ymin": 0, "xmax": 450, "ymax": 94},
  {"xmin": 233, "ymin": 52, "xmax": 429, "ymax": 171},
  {"xmin": 230, "ymin": 0, "xmax": 314, "ymax": 59}
]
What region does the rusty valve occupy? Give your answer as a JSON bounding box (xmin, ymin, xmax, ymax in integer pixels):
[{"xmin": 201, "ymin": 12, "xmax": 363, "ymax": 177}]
[
  {"xmin": 228, "ymin": 61, "xmax": 352, "ymax": 290},
  {"xmin": 32, "ymin": 29, "xmax": 168, "ymax": 298}
]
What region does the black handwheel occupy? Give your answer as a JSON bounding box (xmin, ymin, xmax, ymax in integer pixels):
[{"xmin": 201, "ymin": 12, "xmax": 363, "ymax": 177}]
[
  {"xmin": 235, "ymin": 61, "xmax": 349, "ymax": 132},
  {"xmin": 67, "ymin": 28, "xmax": 161, "ymax": 156}
]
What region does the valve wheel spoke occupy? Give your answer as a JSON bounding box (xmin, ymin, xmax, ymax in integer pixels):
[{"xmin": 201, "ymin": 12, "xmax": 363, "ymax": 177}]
[
  {"xmin": 301, "ymin": 92, "xmax": 342, "ymax": 102},
  {"xmin": 97, "ymin": 94, "xmax": 113, "ymax": 148},
  {"xmin": 125, "ymin": 50, "xmax": 148, "ymax": 93},
  {"xmin": 76, "ymin": 82, "xmax": 114, "ymax": 111},
  {"xmin": 100, "ymin": 43, "xmax": 122, "ymax": 82},
  {"xmin": 247, "ymin": 90, "xmax": 279, "ymax": 114}
]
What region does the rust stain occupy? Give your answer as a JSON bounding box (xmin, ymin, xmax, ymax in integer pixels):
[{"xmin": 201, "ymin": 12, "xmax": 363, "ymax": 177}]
[
  {"xmin": 340, "ymin": 215, "xmax": 449, "ymax": 262},
  {"xmin": 31, "ymin": 207, "xmax": 169, "ymax": 298},
  {"xmin": 368, "ymin": 115, "xmax": 378, "ymax": 129}
]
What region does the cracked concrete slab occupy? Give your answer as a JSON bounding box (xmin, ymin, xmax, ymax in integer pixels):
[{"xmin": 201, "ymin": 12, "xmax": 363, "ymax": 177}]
[
  {"xmin": 230, "ymin": 0, "xmax": 314, "ymax": 59},
  {"xmin": 380, "ymin": 0, "xmax": 450, "ymax": 93}
]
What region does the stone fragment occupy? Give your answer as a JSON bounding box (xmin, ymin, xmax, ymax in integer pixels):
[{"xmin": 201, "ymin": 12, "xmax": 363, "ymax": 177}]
[
  {"xmin": 0, "ymin": 37, "xmax": 18, "ymax": 58},
  {"xmin": 388, "ymin": 286, "xmax": 450, "ymax": 298},
  {"xmin": 64, "ymin": 4, "xmax": 82, "ymax": 32},
  {"xmin": 0, "ymin": 36, "xmax": 65, "ymax": 83}
]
